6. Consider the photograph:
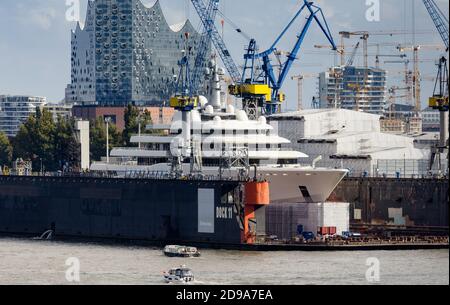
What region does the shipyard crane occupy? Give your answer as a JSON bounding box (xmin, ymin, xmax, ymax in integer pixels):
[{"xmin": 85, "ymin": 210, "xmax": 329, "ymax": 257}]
[
  {"xmin": 429, "ymin": 56, "xmax": 449, "ymax": 112},
  {"xmin": 428, "ymin": 56, "xmax": 449, "ymax": 173},
  {"xmin": 169, "ymin": 33, "xmax": 200, "ymax": 177},
  {"xmin": 422, "ymin": 0, "xmax": 449, "ymax": 50},
  {"xmin": 170, "ymin": 33, "xmax": 197, "ymax": 112},
  {"xmin": 190, "ymin": 0, "xmax": 241, "ymax": 84},
  {"xmin": 190, "ymin": 0, "xmax": 337, "ymax": 118},
  {"xmin": 229, "ymin": 0, "xmax": 337, "ymax": 118},
  {"xmin": 190, "ymin": 0, "xmax": 220, "ymax": 94}
]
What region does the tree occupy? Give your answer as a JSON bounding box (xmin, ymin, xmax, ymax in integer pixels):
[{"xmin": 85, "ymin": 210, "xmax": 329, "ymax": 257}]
[
  {"xmin": 122, "ymin": 105, "xmax": 153, "ymax": 146},
  {"xmin": 90, "ymin": 117, "xmax": 121, "ymax": 161},
  {"xmin": 13, "ymin": 109, "xmax": 56, "ymax": 171},
  {"xmin": 0, "ymin": 132, "xmax": 13, "ymax": 166}
]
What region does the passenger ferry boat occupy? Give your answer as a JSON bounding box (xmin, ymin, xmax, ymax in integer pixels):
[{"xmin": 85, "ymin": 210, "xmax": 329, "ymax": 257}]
[
  {"xmin": 164, "ymin": 245, "xmax": 201, "ymax": 258},
  {"xmin": 91, "ymin": 60, "xmax": 347, "ymax": 204},
  {"xmin": 163, "ymin": 265, "xmax": 195, "ymax": 284}
]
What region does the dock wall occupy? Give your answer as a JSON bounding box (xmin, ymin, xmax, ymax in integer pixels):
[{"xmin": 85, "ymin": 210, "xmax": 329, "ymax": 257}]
[{"xmin": 329, "ymin": 178, "xmax": 449, "ymax": 227}]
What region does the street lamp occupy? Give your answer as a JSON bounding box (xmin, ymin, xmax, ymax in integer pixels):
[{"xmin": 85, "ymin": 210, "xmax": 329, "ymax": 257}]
[
  {"xmin": 137, "ymin": 110, "xmax": 142, "ymax": 149},
  {"xmin": 105, "ymin": 117, "xmax": 112, "ymax": 164}
]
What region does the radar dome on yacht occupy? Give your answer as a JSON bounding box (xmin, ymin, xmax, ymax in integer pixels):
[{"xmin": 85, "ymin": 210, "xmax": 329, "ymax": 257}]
[
  {"xmin": 198, "ymin": 95, "xmax": 208, "ymax": 108},
  {"xmin": 236, "ymin": 110, "xmax": 249, "ymax": 121},
  {"xmin": 205, "ymin": 105, "xmax": 214, "ymax": 114},
  {"xmin": 226, "ymin": 104, "xmax": 235, "ymax": 114},
  {"xmin": 217, "ymin": 67, "xmax": 225, "ymax": 75},
  {"xmin": 213, "ymin": 116, "xmax": 222, "ymax": 123},
  {"xmin": 258, "ymin": 116, "xmax": 267, "ymax": 124}
]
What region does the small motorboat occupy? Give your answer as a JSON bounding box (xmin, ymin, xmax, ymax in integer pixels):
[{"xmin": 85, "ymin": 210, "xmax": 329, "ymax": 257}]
[
  {"xmin": 163, "ymin": 245, "xmax": 201, "ymax": 257},
  {"xmin": 163, "ymin": 265, "xmax": 195, "ymax": 284}
]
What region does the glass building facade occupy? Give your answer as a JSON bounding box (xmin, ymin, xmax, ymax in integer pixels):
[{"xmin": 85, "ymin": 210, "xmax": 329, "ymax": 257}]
[
  {"xmin": 66, "ymin": 0, "xmax": 204, "ymax": 106},
  {"xmin": 0, "ymin": 96, "xmax": 46, "ymax": 137}
]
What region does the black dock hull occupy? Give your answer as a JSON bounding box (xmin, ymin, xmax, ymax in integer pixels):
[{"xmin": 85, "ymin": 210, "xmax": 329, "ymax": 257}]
[{"xmin": 0, "ymin": 176, "xmax": 243, "ymax": 245}]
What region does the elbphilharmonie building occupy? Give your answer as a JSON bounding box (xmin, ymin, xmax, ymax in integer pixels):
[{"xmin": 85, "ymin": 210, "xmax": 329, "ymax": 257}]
[{"xmin": 65, "ymin": 0, "xmax": 203, "ymax": 106}]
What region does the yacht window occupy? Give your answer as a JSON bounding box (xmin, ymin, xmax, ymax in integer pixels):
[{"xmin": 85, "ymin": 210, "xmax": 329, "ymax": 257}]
[{"xmin": 244, "ymin": 130, "xmax": 249, "ymax": 135}]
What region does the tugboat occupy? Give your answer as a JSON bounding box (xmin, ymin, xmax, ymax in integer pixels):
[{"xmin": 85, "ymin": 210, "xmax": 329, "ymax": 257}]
[
  {"xmin": 163, "ymin": 245, "xmax": 201, "ymax": 257},
  {"xmin": 163, "ymin": 265, "xmax": 195, "ymax": 284}
]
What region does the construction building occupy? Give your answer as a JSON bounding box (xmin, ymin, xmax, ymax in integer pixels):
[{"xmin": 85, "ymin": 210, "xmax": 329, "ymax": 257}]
[{"xmin": 318, "ymin": 66, "xmax": 388, "ymax": 115}]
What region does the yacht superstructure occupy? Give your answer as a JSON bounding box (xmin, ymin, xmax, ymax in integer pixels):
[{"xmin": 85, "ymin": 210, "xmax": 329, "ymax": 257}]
[{"xmin": 91, "ymin": 59, "xmax": 348, "ymax": 203}]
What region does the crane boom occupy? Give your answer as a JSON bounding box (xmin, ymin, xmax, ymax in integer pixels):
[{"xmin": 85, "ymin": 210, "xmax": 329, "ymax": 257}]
[
  {"xmin": 422, "ymin": 0, "xmax": 449, "ymax": 50},
  {"xmin": 191, "ymin": 0, "xmax": 241, "ymax": 83},
  {"xmin": 346, "ymin": 42, "xmax": 360, "ymax": 66},
  {"xmin": 191, "ymin": 0, "xmax": 219, "ymax": 94},
  {"xmin": 239, "ymin": 0, "xmax": 336, "ymax": 115},
  {"xmin": 259, "ymin": 0, "xmax": 337, "ymax": 96}
]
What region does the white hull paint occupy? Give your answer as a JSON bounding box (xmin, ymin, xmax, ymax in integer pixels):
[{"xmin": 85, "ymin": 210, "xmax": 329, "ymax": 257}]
[{"xmin": 90, "ymin": 163, "xmax": 347, "ymax": 203}]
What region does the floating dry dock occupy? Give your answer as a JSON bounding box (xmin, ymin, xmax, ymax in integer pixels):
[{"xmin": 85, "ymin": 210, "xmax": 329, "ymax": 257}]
[{"xmin": 0, "ymin": 175, "xmax": 448, "ymax": 251}]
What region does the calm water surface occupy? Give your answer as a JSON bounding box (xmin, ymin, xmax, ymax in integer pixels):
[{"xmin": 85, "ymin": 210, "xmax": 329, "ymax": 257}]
[{"xmin": 0, "ymin": 238, "xmax": 448, "ymax": 285}]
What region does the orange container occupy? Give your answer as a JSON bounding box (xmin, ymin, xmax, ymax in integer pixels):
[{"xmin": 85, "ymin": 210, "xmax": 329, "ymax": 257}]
[{"xmin": 244, "ymin": 181, "xmax": 270, "ymax": 206}]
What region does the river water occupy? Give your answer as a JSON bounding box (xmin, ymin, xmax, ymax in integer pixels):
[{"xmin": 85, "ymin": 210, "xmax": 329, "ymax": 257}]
[{"xmin": 0, "ymin": 238, "xmax": 448, "ymax": 285}]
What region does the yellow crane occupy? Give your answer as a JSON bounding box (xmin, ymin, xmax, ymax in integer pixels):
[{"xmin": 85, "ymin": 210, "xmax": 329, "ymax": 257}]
[{"xmin": 396, "ymin": 44, "xmax": 446, "ymax": 112}]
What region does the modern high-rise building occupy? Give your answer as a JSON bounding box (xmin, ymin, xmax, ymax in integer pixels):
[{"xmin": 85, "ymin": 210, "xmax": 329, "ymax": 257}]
[
  {"xmin": 318, "ymin": 66, "xmax": 388, "ymax": 115},
  {"xmin": 65, "ymin": 0, "xmax": 204, "ymax": 107},
  {"xmin": 0, "ymin": 95, "xmax": 46, "ymax": 137}
]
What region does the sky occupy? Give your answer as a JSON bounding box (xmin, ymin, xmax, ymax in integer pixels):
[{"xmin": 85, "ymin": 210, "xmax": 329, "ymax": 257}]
[{"xmin": 0, "ymin": 0, "xmax": 448, "ymax": 111}]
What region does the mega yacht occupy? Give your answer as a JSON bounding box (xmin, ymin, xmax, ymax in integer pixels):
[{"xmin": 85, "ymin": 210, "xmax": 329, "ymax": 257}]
[{"xmin": 91, "ymin": 60, "xmax": 348, "ymax": 203}]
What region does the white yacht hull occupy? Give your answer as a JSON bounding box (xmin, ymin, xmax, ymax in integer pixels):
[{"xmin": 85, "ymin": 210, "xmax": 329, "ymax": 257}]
[{"xmin": 90, "ymin": 163, "xmax": 347, "ymax": 203}]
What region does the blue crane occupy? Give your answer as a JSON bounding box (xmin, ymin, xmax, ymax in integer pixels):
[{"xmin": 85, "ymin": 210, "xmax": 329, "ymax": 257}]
[
  {"xmin": 190, "ymin": 0, "xmax": 337, "ymax": 117},
  {"xmin": 169, "ymin": 33, "xmax": 198, "ymax": 111},
  {"xmin": 190, "ymin": 0, "xmax": 241, "ymax": 84},
  {"xmin": 238, "ymin": 0, "xmax": 337, "ymax": 115},
  {"xmin": 190, "ymin": 0, "xmax": 220, "ymax": 94},
  {"xmin": 170, "ymin": 0, "xmax": 219, "ymax": 110},
  {"xmin": 422, "ymin": 0, "xmax": 449, "ymax": 50},
  {"xmin": 346, "ymin": 42, "xmax": 361, "ymax": 67}
]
